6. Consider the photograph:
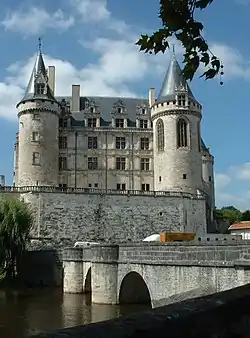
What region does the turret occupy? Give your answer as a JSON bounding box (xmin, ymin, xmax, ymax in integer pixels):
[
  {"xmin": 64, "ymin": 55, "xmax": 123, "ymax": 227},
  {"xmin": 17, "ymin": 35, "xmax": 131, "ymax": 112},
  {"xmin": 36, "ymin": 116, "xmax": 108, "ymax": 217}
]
[
  {"xmin": 16, "ymin": 42, "xmax": 60, "ymax": 187},
  {"xmin": 202, "ymin": 141, "xmax": 215, "ymax": 220},
  {"xmin": 151, "ymin": 55, "xmax": 203, "ymax": 193}
]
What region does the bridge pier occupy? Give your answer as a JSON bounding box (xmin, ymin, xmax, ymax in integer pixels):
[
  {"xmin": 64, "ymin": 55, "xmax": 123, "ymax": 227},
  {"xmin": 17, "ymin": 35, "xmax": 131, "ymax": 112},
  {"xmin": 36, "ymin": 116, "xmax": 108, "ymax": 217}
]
[
  {"xmin": 63, "ymin": 248, "xmax": 83, "ymax": 293},
  {"xmin": 91, "ymin": 244, "xmax": 119, "ymax": 304}
]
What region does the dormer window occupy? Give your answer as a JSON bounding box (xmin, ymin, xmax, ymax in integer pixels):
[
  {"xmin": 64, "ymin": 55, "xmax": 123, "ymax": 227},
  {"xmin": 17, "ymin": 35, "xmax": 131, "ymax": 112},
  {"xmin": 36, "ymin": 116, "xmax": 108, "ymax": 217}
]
[
  {"xmin": 139, "ymin": 119, "xmax": 148, "ymax": 129},
  {"xmin": 117, "ymin": 107, "xmax": 122, "ymax": 114},
  {"xmin": 141, "ymin": 108, "xmax": 146, "ymax": 114},
  {"xmin": 90, "ymin": 107, "xmax": 94, "ymax": 113},
  {"xmin": 35, "ymin": 83, "xmax": 45, "ymax": 95},
  {"xmin": 178, "ymin": 95, "xmax": 186, "ymax": 106},
  {"xmin": 115, "ymin": 118, "xmax": 124, "ymax": 128},
  {"xmin": 88, "ymin": 118, "xmax": 97, "ymax": 128}
]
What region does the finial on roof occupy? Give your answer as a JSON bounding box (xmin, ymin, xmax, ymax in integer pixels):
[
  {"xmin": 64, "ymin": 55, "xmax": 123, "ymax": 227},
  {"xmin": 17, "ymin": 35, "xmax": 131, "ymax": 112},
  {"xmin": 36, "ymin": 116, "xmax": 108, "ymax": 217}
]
[
  {"xmin": 171, "ymin": 43, "xmax": 176, "ymax": 59},
  {"xmin": 38, "ymin": 37, "xmax": 42, "ymax": 53}
]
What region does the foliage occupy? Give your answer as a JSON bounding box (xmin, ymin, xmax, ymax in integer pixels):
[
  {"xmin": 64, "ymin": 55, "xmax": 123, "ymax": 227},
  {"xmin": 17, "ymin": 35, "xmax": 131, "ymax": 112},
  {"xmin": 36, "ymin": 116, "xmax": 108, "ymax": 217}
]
[
  {"xmin": 241, "ymin": 210, "xmax": 250, "ymax": 222},
  {"xmin": 0, "ymin": 198, "xmax": 33, "ymax": 280},
  {"xmin": 136, "ymin": 0, "xmax": 223, "ymax": 82},
  {"xmin": 215, "ymin": 206, "xmax": 250, "ymax": 226}
]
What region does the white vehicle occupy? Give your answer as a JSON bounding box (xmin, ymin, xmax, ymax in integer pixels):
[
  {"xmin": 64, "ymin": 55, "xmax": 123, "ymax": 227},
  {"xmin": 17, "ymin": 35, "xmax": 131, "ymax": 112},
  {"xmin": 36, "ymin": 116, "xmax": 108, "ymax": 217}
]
[
  {"xmin": 142, "ymin": 234, "xmax": 160, "ymax": 242},
  {"xmin": 74, "ymin": 241, "xmax": 99, "ymax": 248}
]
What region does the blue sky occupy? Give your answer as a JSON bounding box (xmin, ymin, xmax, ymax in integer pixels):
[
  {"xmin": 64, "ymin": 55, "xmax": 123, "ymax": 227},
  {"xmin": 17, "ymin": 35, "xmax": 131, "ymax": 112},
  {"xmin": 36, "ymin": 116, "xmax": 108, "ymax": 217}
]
[{"xmin": 0, "ymin": 0, "xmax": 250, "ymax": 209}]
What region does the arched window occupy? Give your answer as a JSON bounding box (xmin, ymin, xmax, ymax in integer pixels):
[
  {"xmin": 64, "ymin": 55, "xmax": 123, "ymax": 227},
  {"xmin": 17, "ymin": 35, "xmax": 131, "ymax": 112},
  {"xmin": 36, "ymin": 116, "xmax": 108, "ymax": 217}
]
[
  {"xmin": 156, "ymin": 119, "xmax": 164, "ymax": 151},
  {"xmin": 177, "ymin": 118, "xmax": 188, "ymax": 148}
]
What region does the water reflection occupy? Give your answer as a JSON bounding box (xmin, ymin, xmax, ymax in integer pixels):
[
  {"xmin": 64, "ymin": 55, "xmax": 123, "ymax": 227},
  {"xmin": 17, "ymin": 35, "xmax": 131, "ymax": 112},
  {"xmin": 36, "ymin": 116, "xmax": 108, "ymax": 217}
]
[{"xmin": 0, "ymin": 289, "xmax": 151, "ymax": 338}]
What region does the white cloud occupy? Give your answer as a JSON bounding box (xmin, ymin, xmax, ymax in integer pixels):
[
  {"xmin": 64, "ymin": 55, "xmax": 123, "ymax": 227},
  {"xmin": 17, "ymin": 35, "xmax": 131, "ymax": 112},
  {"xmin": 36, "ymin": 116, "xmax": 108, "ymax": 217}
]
[
  {"xmin": 0, "ymin": 36, "xmax": 168, "ymax": 121},
  {"xmin": 70, "ymin": 0, "xmax": 110, "ymax": 21},
  {"xmin": 209, "ymin": 43, "xmax": 250, "ymax": 80},
  {"xmin": 215, "ymin": 164, "xmax": 250, "ymax": 210},
  {"xmin": 70, "ymin": 0, "xmax": 130, "ymax": 35},
  {"xmin": 230, "ymin": 163, "xmax": 250, "ymax": 181},
  {"xmin": 1, "ymin": 7, "xmax": 74, "ymax": 35},
  {"xmin": 214, "ymin": 173, "xmax": 231, "ymax": 190}
]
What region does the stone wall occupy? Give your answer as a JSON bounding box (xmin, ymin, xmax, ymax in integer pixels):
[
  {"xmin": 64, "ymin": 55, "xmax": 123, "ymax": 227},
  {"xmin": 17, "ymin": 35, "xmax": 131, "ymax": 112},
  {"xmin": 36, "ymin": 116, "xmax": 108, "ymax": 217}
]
[
  {"xmin": 21, "ymin": 191, "xmax": 206, "ymax": 246},
  {"xmin": 18, "ymin": 250, "xmax": 62, "ymax": 287},
  {"xmin": 27, "ymin": 283, "xmax": 250, "ymax": 338}
]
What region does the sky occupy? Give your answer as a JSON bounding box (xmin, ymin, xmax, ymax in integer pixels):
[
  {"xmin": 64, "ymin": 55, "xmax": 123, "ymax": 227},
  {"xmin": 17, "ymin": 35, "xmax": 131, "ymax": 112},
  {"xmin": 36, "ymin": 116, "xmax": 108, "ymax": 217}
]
[{"xmin": 0, "ymin": 0, "xmax": 250, "ymax": 210}]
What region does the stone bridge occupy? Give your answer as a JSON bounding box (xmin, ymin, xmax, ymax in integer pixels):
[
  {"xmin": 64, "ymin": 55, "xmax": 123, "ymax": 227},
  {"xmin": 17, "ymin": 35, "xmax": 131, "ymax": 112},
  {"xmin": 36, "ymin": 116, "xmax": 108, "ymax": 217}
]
[{"xmin": 63, "ymin": 237, "xmax": 250, "ymax": 307}]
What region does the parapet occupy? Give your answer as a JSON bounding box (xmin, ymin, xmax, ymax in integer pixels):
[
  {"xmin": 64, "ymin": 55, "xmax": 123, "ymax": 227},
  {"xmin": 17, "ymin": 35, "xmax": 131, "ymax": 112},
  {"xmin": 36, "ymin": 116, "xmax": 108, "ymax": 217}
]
[
  {"xmin": 63, "ymin": 247, "xmax": 83, "ymax": 262},
  {"xmin": 91, "ymin": 244, "xmax": 119, "ymax": 264}
]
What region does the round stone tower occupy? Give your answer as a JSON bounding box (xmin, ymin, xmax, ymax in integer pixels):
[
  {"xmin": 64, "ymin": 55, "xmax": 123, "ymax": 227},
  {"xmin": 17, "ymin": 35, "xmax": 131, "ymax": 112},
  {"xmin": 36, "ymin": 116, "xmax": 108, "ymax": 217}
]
[
  {"xmin": 202, "ymin": 144, "xmax": 215, "ymax": 220},
  {"xmin": 16, "ymin": 44, "xmax": 60, "ymax": 187},
  {"xmin": 151, "ymin": 55, "xmax": 203, "ymax": 194}
]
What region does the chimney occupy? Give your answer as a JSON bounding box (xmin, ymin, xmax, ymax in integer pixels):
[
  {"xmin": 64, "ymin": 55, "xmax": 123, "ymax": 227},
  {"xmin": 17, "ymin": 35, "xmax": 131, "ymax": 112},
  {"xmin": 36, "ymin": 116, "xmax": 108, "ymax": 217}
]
[
  {"xmin": 71, "ymin": 85, "xmax": 80, "ymax": 112},
  {"xmin": 48, "ymin": 66, "xmax": 55, "ymax": 95},
  {"xmin": 149, "ymin": 88, "xmax": 155, "ymax": 107},
  {"xmin": 0, "ymin": 175, "xmax": 5, "ymax": 187}
]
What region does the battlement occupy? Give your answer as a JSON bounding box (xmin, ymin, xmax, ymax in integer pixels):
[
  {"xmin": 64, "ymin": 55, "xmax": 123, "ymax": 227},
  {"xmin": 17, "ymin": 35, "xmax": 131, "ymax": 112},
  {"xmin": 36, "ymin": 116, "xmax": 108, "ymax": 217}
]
[{"xmin": 0, "ymin": 185, "xmax": 205, "ymax": 200}]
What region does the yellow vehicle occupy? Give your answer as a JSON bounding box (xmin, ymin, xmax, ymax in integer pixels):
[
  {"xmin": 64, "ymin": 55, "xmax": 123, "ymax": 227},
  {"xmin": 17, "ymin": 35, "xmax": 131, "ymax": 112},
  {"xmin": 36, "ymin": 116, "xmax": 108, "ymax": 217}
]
[{"xmin": 160, "ymin": 232, "xmax": 195, "ymax": 243}]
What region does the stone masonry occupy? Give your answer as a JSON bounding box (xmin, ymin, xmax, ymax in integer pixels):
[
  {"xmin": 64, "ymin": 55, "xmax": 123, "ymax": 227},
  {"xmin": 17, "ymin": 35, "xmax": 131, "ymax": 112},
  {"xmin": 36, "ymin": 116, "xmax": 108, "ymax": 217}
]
[
  {"xmin": 63, "ymin": 240, "xmax": 250, "ymax": 307},
  {"xmin": 18, "ymin": 189, "xmax": 206, "ymax": 246}
]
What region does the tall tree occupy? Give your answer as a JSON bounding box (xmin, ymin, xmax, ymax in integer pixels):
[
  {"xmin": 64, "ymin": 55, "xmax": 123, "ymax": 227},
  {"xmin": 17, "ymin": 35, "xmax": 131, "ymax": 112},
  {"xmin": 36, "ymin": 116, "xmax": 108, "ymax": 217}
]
[
  {"xmin": 241, "ymin": 210, "xmax": 250, "ymax": 221},
  {"xmin": 136, "ymin": 0, "xmax": 223, "ymax": 82},
  {"xmin": 0, "ymin": 198, "xmax": 33, "ymax": 280},
  {"xmin": 215, "ymin": 206, "xmax": 242, "ymax": 225}
]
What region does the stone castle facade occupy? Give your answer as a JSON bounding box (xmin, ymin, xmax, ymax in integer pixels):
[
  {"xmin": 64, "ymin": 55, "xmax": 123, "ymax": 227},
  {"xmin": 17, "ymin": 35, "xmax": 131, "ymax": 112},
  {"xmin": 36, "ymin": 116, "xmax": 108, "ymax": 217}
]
[{"xmin": 3, "ymin": 45, "xmax": 215, "ymax": 244}]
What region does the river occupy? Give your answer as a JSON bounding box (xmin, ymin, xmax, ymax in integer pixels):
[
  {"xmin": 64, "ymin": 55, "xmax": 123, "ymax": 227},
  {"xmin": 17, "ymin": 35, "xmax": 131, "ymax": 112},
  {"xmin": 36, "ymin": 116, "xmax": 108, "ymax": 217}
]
[{"xmin": 0, "ymin": 288, "xmax": 151, "ymax": 338}]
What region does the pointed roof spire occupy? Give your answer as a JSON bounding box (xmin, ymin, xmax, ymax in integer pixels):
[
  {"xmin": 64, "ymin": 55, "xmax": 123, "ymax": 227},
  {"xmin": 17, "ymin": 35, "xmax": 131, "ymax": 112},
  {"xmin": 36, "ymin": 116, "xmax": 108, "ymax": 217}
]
[
  {"xmin": 17, "ymin": 39, "xmax": 56, "ymax": 107},
  {"xmin": 157, "ymin": 54, "xmax": 196, "ymax": 102}
]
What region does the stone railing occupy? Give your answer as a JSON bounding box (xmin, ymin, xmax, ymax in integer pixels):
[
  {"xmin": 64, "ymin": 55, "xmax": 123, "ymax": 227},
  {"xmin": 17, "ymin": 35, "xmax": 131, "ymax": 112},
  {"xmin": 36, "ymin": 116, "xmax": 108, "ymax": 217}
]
[
  {"xmin": 28, "ymin": 283, "xmax": 250, "ymax": 338},
  {"xmin": 0, "ymin": 186, "xmax": 205, "ymax": 199}
]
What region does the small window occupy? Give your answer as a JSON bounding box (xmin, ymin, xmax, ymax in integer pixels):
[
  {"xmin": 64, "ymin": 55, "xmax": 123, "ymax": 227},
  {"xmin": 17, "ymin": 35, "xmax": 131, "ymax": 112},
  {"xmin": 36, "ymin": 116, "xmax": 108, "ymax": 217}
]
[
  {"xmin": 209, "ymin": 176, "xmax": 212, "ymax": 182},
  {"xmin": 177, "ymin": 118, "xmax": 188, "ymax": 148},
  {"xmin": 141, "ymin": 158, "xmax": 150, "ymax": 171},
  {"xmin": 59, "ymin": 118, "xmax": 68, "ymax": 128},
  {"xmin": 32, "ymin": 113, "xmax": 40, "ymax": 120},
  {"xmin": 141, "ymin": 108, "xmax": 146, "ymax": 114},
  {"xmin": 139, "ymin": 119, "xmax": 148, "ymax": 129},
  {"xmin": 140, "ymin": 137, "xmax": 149, "ymax": 150},
  {"xmin": 88, "ymin": 136, "xmax": 98, "ymax": 149},
  {"xmin": 117, "ymin": 107, "xmax": 122, "ymax": 114},
  {"xmin": 59, "ymin": 136, "xmax": 67, "ymax": 149},
  {"xmin": 183, "ymin": 174, "xmax": 187, "ymax": 179},
  {"xmin": 88, "ymin": 183, "xmax": 92, "ymax": 188},
  {"xmin": 88, "ymin": 118, "xmax": 97, "ymax": 128},
  {"xmin": 115, "ymin": 119, "xmax": 124, "ymax": 128},
  {"xmin": 32, "ymin": 152, "xmax": 40, "ymax": 165},
  {"xmin": 35, "ymin": 83, "xmax": 45, "ymax": 95},
  {"xmin": 159, "ymin": 176, "xmax": 162, "ymax": 182},
  {"xmin": 59, "ymin": 183, "xmax": 67, "ymax": 188},
  {"xmin": 88, "ymin": 157, "xmax": 98, "ymax": 170},
  {"xmin": 59, "ymin": 157, "xmax": 67, "ymax": 170},
  {"xmin": 178, "ymin": 94, "xmax": 186, "ymax": 106},
  {"xmin": 90, "ymin": 107, "xmax": 95, "ymax": 113},
  {"xmin": 116, "ymin": 157, "xmax": 126, "ymax": 170},
  {"xmin": 157, "ymin": 119, "xmax": 164, "ymax": 152},
  {"xmin": 116, "ymin": 137, "xmax": 126, "ymax": 149},
  {"xmin": 94, "ymin": 183, "xmax": 98, "ymax": 188},
  {"xmin": 32, "ymin": 131, "xmax": 39, "ymax": 142},
  {"xmin": 141, "ymin": 184, "xmax": 150, "ymax": 191},
  {"xmin": 117, "ymin": 183, "xmax": 126, "ymax": 190}
]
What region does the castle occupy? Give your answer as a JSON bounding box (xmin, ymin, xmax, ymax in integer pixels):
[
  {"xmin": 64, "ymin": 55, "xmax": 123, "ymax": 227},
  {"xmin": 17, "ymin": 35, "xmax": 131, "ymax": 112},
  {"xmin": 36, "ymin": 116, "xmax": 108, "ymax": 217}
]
[{"xmin": 5, "ymin": 44, "xmax": 215, "ymax": 245}]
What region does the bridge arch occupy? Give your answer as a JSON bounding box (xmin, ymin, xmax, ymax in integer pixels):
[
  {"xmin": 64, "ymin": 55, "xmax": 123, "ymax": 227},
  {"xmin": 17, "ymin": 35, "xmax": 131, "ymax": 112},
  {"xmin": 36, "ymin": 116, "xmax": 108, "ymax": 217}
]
[
  {"xmin": 119, "ymin": 271, "xmax": 152, "ymax": 305},
  {"xmin": 84, "ymin": 267, "xmax": 91, "ymax": 293}
]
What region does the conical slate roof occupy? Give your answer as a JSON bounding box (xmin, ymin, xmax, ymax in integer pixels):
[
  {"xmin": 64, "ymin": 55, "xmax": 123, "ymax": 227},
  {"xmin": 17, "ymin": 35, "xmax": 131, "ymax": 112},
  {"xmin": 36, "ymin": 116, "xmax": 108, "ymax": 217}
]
[
  {"xmin": 157, "ymin": 56, "xmax": 196, "ymax": 102},
  {"xmin": 17, "ymin": 50, "xmax": 56, "ymax": 107}
]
